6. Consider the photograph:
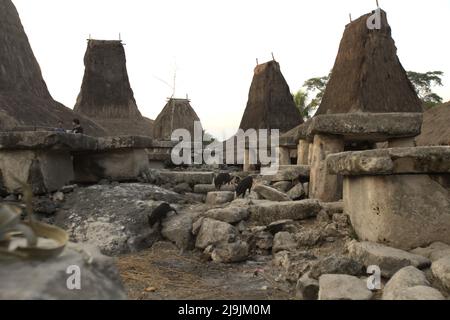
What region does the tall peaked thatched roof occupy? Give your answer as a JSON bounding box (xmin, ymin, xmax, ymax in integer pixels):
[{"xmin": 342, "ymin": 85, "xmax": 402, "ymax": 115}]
[
  {"xmin": 74, "ymin": 39, "xmax": 153, "ymax": 136},
  {"xmin": 316, "ymin": 9, "xmax": 423, "ymax": 115},
  {"xmin": 239, "ymin": 60, "xmax": 303, "ymax": 133},
  {"xmin": 416, "ymin": 102, "xmax": 450, "ymax": 146},
  {"xmin": 153, "ymin": 98, "xmax": 201, "ymax": 140},
  {"xmin": 0, "ymin": 0, "xmax": 106, "ymax": 136}
]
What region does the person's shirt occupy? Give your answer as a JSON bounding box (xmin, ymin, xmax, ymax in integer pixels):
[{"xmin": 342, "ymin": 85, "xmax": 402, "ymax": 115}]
[{"xmin": 72, "ymin": 125, "xmax": 84, "ymax": 134}]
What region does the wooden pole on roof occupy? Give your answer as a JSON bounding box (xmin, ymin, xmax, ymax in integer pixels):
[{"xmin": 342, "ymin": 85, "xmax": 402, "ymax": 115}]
[
  {"xmin": 349, "ymin": 13, "xmax": 352, "ymax": 22},
  {"xmin": 376, "ymin": 0, "xmax": 379, "ymax": 8},
  {"xmin": 271, "ymin": 52, "xmax": 275, "ymax": 61}
]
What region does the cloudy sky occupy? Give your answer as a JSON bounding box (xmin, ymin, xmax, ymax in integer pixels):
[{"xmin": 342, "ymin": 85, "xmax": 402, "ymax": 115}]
[{"xmin": 14, "ymin": 0, "xmax": 450, "ymax": 140}]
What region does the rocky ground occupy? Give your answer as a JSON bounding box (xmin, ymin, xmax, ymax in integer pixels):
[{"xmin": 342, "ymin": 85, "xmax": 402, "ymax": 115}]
[{"xmin": 2, "ymin": 169, "xmax": 450, "ymax": 300}]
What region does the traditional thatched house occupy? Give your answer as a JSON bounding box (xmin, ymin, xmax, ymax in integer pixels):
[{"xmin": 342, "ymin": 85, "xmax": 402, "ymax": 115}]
[
  {"xmin": 0, "ymin": 0, "xmax": 106, "ymax": 136},
  {"xmin": 74, "ymin": 40, "xmax": 153, "ymax": 137},
  {"xmin": 416, "ymin": 101, "xmax": 450, "ymax": 146},
  {"xmin": 239, "ymin": 60, "xmax": 303, "ymax": 133},
  {"xmin": 316, "ymin": 9, "xmax": 422, "ymax": 115},
  {"xmin": 279, "ymin": 9, "xmax": 424, "ymax": 202},
  {"xmin": 153, "ymin": 98, "xmax": 202, "ymax": 141}
]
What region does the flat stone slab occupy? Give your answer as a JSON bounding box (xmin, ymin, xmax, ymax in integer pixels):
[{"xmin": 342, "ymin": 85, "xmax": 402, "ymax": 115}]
[
  {"xmin": 261, "ymin": 165, "xmax": 310, "ymax": 182},
  {"xmin": 159, "ymin": 171, "xmax": 215, "ymax": 185},
  {"xmin": 328, "ymin": 146, "xmax": 450, "ymax": 175},
  {"xmin": 0, "ymin": 131, "xmax": 98, "ymax": 151},
  {"xmin": 249, "ymin": 199, "xmax": 321, "ymax": 225},
  {"xmin": 347, "ymin": 241, "xmax": 431, "ymax": 278},
  {"xmin": 0, "ymin": 131, "xmax": 154, "ymax": 152},
  {"xmin": 305, "ymin": 113, "xmax": 423, "ymax": 142}
]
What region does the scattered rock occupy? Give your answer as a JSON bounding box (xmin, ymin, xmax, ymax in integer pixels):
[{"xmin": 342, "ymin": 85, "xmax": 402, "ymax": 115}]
[
  {"xmin": 195, "ymin": 218, "xmax": 238, "ymax": 249},
  {"xmin": 173, "ymin": 182, "xmax": 192, "ymax": 194},
  {"xmin": 347, "ymin": 241, "xmax": 431, "ymax": 278},
  {"xmin": 161, "ymin": 213, "xmax": 195, "ymax": 250},
  {"xmin": 205, "ymin": 191, "xmax": 235, "ymax": 205},
  {"xmin": 203, "ymin": 206, "xmax": 249, "ymax": 224},
  {"xmin": 296, "ymin": 272, "xmax": 319, "ymax": 300},
  {"xmin": 61, "ymin": 184, "xmax": 77, "ymax": 193},
  {"xmin": 184, "ymin": 192, "xmax": 205, "ymax": 203},
  {"xmin": 33, "ymin": 198, "xmax": 57, "ymax": 215},
  {"xmin": 253, "ymin": 185, "xmax": 291, "ymax": 202},
  {"xmin": 192, "ymin": 217, "xmax": 205, "ymax": 236},
  {"xmin": 318, "ymin": 274, "xmax": 373, "ymax": 300},
  {"xmin": 286, "ymin": 183, "xmax": 305, "ymax": 200},
  {"xmin": 382, "ymin": 266, "xmax": 430, "ymax": 300},
  {"xmin": 0, "ymin": 243, "xmax": 127, "ymax": 299},
  {"xmin": 411, "ymin": 242, "xmax": 450, "ymax": 262},
  {"xmin": 316, "ymin": 210, "xmax": 330, "ymax": 223},
  {"xmin": 52, "ymin": 191, "xmax": 65, "ymax": 202},
  {"xmin": 388, "ymin": 286, "xmax": 445, "ymax": 300},
  {"xmin": 211, "ymin": 241, "xmax": 249, "ymax": 263},
  {"xmin": 266, "ymin": 220, "xmax": 294, "ymax": 234},
  {"xmin": 309, "ymin": 254, "xmax": 365, "ymax": 279},
  {"xmin": 431, "ymin": 256, "xmax": 450, "ymax": 291},
  {"xmin": 296, "ymin": 229, "xmax": 321, "ymax": 247},
  {"xmin": 273, "ymin": 232, "xmax": 297, "ymax": 253},
  {"xmin": 303, "ymin": 183, "xmax": 309, "ymax": 198},
  {"xmin": 249, "ymin": 199, "xmax": 321, "ymax": 225},
  {"xmin": 272, "ymin": 181, "xmax": 292, "ymax": 193},
  {"xmin": 3, "ymin": 194, "xmax": 17, "ymax": 202},
  {"xmin": 254, "ymin": 231, "xmax": 274, "ymax": 250}
]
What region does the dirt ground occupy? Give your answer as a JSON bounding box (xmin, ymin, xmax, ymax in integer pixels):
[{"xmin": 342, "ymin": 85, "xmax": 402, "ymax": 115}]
[{"xmin": 116, "ymin": 242, "xmax": 294, "ymax": 300}]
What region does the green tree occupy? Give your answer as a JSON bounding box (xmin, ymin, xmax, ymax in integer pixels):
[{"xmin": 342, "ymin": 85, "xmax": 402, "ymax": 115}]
[
  {"xmin": 406, "ymin": 71, "xmax": 444, "ymax": 109},
  {"xmin": 293, "ymin": 73, "xmax": 331, "ymax": 119}
]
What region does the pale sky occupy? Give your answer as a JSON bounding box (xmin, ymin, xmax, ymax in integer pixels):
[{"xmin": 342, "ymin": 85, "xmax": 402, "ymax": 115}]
[{"xmin": 13, "ymin": 0, "xmax": 450, "ymax": 140}]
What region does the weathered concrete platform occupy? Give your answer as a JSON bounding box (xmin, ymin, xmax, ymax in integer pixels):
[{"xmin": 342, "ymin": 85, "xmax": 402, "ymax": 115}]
[{"xmin": 328, "ymin": 146, "xmax": 450, "ymax": 250}]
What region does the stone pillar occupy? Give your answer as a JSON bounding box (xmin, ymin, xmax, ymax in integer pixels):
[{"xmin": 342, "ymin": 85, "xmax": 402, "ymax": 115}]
[
  {"xmin": 243, "ymin": 148, "xmax": 257, "ymax": 172},
  {"xmin": 308, "ymin": 143, "xmax": 314, "ymax": 165},
  {"xmin": 309, "ymin": 134, "xmax": 344, "ymax": 202},
  {"xmin": 297, "ymin": 139, "xmax": 309, "ymax": 165},
  {"xmin": 278, "ymin": 147, "xmax": 291, "ymax": 166}
]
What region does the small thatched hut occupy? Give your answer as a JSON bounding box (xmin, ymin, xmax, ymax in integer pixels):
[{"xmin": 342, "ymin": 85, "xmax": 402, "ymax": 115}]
[
  {"xmin": 153, "ymin": 98, "xmax": 202, "ymax": 141},
  {"xmin": 74, "ymin": 39, "xmax": 153, "ymax": 137},
  {"xmin": 0, "ymin": 0, "xmax": 106, "ymax": 136},
  {"xmin": 316, "ymin": 9, "xmax": 423, "ymax": 115},
  {"xmin": 239, "ymin": 60, "xmax": 303, "ymax": 133},
  {"xmin": 416, "ymin": 102, "xmax": 450, "ymax": 146}
]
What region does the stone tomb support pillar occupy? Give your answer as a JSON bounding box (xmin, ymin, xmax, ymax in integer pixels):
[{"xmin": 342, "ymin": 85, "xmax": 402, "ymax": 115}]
[
  {"xmin": 297, "ymin": 139, "xmax": 310, "ymax": 165},
  {"xmin": 309, "ymin": 134, "xmax": 344, "ymax": 202},
  {"xmin": 278, "ymin": 147, "xmax": 291, "ymax": 166}
]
